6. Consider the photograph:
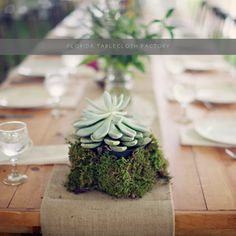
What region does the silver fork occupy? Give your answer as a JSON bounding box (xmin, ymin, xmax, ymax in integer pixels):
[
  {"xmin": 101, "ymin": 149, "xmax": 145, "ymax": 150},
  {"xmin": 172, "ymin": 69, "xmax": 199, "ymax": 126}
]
[
  {"xmin": 0, "ymin": 114, "xmax": 33, "ymax": 119},
  {"xmin": 203, "ymin": 102, "xmax": 215, "ymax": 110},
  {"xmin": 225, "ymin": 149, "xmax": 236, "ymax": 159}
]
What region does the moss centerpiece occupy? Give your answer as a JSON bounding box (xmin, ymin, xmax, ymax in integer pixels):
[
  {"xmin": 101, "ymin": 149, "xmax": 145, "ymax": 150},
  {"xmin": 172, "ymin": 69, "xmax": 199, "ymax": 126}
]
[{"xmin": 66, "ymin": 92, "xmax": 169, "ymax": 198}]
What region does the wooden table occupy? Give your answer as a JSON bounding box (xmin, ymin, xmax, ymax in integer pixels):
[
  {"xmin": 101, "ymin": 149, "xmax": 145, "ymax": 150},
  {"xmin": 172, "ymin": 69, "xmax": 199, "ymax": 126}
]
[
  {"xmin": 0, "ymin": 75, "xmax": 100, "ymax": 234},
  {"xmin": 152, "ymin": 56, "xmax": 236, "ymax": 236},
  {"xmin": 1, "ymin": 55, "xmax": 236, "ymax": 236}
]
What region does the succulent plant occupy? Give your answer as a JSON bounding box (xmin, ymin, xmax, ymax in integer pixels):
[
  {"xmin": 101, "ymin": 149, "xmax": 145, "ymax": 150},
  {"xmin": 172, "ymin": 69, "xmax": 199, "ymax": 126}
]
[{"xmin": 74, "ymin": 92, "xmax": 152, "ymax": 152}]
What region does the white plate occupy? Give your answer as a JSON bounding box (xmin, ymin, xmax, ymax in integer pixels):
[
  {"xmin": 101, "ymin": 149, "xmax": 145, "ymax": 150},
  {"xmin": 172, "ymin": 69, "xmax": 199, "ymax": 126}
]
[
  {"xmin": 184, "ymin": 61, "xmax": 222, "ymax": 72},
  {"xmin": 62, "ymin": 17, "xmax": 81, "ymax": 28},
  {"xmin": 182, "ymin": 56, "xmax": 229, "ymax": 72},
  {"xmin": 51, "ymin": 27, "xmax": 73, "ymax": 38},
  {"xmin": 0, "ymin": 86, "xmax": 50, "ymax": 108},
  {"xmin": 165, "ymin": 56, "xmax": 229, "ymax": 74},
  {"xmin": 195, "ymin": 117, "xmax": 236, "ymax": 145},
  {"xmin": 196, "ymin": 84, "xmax": 236, "ymax": 104},
  {"xmin": 17, "ymin": 57, "xmax": 64, "ymax": 77}
]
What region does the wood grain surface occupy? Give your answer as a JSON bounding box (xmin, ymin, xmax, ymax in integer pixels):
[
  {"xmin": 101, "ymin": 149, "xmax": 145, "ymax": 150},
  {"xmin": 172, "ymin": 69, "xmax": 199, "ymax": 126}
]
[
  {"xmin": 1, "ymin": 35, "xmax": 236, "ymax": 236},
  {"xmin": 0, "ymin": 56, "xmax": 236, "ymax": 236}
]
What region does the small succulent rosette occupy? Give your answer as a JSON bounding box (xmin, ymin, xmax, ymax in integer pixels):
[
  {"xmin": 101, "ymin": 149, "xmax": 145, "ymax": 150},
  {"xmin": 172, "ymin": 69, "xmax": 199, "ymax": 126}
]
[
  {"xmin": 73, "ymin": 92, "xmax": 152, "ymax": 155},
  {"xmin": 66, "ymin": 92, "xmax": 169, "ymax": 198}
]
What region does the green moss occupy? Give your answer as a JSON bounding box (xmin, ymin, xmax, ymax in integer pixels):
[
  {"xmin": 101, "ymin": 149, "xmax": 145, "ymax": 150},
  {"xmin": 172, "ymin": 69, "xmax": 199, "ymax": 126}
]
[
  {"xmin": 128, "ymin": 147, "xmax": 156, "ymax": 198},
  {"xmin": 65, "ymin": 141, "xmax": 98, "ymax": 192},
  {"xmin": 97, "ymin": 153, "xmax": 132, "ymax": 198},
  {"xmin": 146, "ymin": 140, "xmax": 169, "ymax": 179},
  {"xmin": 65, "ymin": 137, "xmax": 169, "ymax": 198}
]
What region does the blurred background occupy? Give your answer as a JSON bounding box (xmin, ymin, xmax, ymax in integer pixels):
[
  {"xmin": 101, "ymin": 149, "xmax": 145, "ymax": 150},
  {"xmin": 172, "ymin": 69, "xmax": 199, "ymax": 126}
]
[
  {"xmin": 0, "ymin": 0, "xmax": 236, "ymax": 83},
  {"xmin": 0, "ymin": 0, "xmax": 76, "ymax": 82}
]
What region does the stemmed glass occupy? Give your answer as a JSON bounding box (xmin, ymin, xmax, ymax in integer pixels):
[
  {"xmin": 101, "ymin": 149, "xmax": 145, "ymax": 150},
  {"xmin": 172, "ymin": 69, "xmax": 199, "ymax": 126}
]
[
  {"xmin": 0, "ymin": 121, "xmax": 31, "ymax": 185},
  {"xmin": 61, "ymin": 55, "xmax": 81, "ymax": 75},
  {"xmin": 173, "ymin": 80, "xmax": 195, "ymax": 124},
  {"xmin": 44, "ymin": 70, "xmax": 69, "ymax": 118}
]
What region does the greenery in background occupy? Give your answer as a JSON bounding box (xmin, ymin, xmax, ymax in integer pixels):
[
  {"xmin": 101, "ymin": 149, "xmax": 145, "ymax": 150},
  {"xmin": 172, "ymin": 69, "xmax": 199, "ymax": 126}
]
[
  {"xmin": 81, "ymin": 0, "xmax": 175, "ymax": 74},
  {"xmin": 65, "ymin": 137, "xmax": 169, "ymax": 198},
  {"xmin": 224, "ymin": 55, "xmax": 236, "ymax": 68},
  {"xmin": 1, "ymin": 18, "xmax": 51, "ymax": 80},
  {"xmin": 185, "ymin": 0, "xmax": 202, "ymax": 15},
  {"xmin": 0, "ymin": 0, "xmax": 75, "ymax": 83}
]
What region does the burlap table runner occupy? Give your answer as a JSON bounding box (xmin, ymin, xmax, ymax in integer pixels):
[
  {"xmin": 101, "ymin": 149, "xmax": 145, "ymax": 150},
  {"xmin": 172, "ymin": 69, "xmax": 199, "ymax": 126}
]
[
  {"xmin": 40, "ymin": 65, "xmax": 175, "ymax": 236},
  {"xmin": 41, "ymin": 165, "xmax": 174, "ymax": 236}
]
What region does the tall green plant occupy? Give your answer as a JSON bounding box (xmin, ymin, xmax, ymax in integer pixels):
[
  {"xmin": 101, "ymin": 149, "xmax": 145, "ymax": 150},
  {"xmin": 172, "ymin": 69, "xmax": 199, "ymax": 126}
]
[{"xmin": 81, "ymin": 0, "xmax": 175, "ymax": 73}]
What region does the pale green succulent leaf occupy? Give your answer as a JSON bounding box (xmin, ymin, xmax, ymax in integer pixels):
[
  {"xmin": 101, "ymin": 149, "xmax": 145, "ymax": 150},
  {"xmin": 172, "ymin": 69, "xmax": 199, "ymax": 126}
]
[
  {"xmin": 115, "ymin": 94, "xmax": 124, "ymax": 109},
  {"xmin": 121, "ymin": 135, "xmax": 134, "ymax": 142},
  {"xmin": 135, "ymin": 132, "xmax": 143, "ymax": 139},
  {"xmin": 90, "ymin": 136, "xmax": 103, "ymax": 142},
  {"xmin": 82, "ymin": 111, "xmax": 109, "ymax": 119},
  {"xmin": 122, "ymin": 118, "xmax": 150, "ymax": 133},
  {"xmin": 138, "ymin": 137, "xmax": 152, "ymax": 146},
  {"xmin": 81, "ymin": 142, "xmax": 102, "ymax": 149},
  {"xmin": 77, "ymin": 121, "xmax": 103, "ymax": 137},
  {"xmin": 108, "ymin": 122, "xmax": 123, "ymax": 139},
  {"xmin": 117, "ymin": 120, "xmax": 136, "ymax": 138},
  {"xmin": 92, "ymin": 116, "xmax": 112, "ymax": 140},
  {"xmin": 122, "ymin": 139, "xmax": 138, "ymax": 147},
  {"xmin": 104, "ymin": 138, "xmax": 120, "ymax": 146},
  {"xmin": 74, "ymin": 92, "xmax": 152, "ymax": 150},
  {"xmin": 74, "ymin": 117, "xmax": 106, "ymax": 128},
  {"xmin": 119, "ymin": 96, "xmax": 131, "ymax": 110},
  {"xmin": 104, "ymin": 91, "xmax": 112, "ymax": 111},
  {"xmin": 112, "ymin": 95, "xmax": 117, "ymax": 107},
  {"xmin": 110, "ymin": 145, "xmax": 127, "ymax": 152},
  {"xmin": 80, "ymin": 137, "xmax": 94, "ymax": 143}
]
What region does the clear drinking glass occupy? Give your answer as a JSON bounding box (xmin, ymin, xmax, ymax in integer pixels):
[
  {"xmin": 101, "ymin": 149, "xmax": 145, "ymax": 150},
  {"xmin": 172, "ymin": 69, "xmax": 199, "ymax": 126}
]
[
  {"xmin": 173, "ymin": 81, "xmax": 195, "ymax": 124},
  {"xmin": 61, "ymin": 55, "xmax": 81, "ymax": 74},
  {"xmin": 44, "ymin": 70, "xmax": 69, "ymax": 118},
  {"xmin": 0, "ymin": 121, "xmax": 31, "ymax": 185}
]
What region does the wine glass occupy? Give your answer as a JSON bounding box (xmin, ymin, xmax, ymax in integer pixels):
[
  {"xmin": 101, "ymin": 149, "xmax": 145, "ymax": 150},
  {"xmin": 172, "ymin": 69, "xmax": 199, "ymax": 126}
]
[
  {"xmin": 173, "ymin": 80, "xmax": 195, "ymax": 124},
  {"xmin": 61, "ymin": 55, "xmax": 82, "ymax": 75},
  {"xmin": 44, "ymin": 70, "xmax": 69, "ymax": 118},
  {"xmin": 0, "ymin": 121, "xmax": 31, "ymax": 185}
]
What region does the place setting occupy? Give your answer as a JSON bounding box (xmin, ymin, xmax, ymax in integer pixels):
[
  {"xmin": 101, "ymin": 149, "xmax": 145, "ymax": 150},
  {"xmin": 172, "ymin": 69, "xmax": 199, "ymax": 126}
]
[
  {"xmin": 164, "ymin": 55, "xmax": 231, "ymax": 75},
  {"xmin": 0, "ymin": 67, "xmax": 87, "ymax": 118},
  {"xmin": 166, "ymin": 72, "xmax": 236, "ymax": 159},
  {"xmin": 166, "ymin": 73, "xmax": 236, "ymax": 115},
  {"xmin": 0, "ymin": 120, "xmax": 69, "ymax": 186},
  {"xmin": 1, "ymin": 0, "xmax": 236, "ymax": 235},
  {"xmin": 180, "ymin": 113, "xmax": 236, "ymax": 159},
  {"xmin": 171, "ymin": 77, "xmax": 236, "ymax": 157},
  {"xmin": 13, "ymin": 54, "xmax": 96, "ymax": 83},
  {"xmin": 0, "ymin": 59, "xmax": 89, "ymax": 117}
]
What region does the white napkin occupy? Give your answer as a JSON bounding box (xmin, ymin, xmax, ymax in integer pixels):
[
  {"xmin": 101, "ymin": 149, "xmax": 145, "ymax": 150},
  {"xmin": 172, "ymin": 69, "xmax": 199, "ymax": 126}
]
[
  {"xmin": 165, "ymin": 55, "xmax": 230, "ymax": 74},
  {"xmin": 0, "ymin": 82, "xmax": 86, "ymax": 109},
  {"xmin": 180, "ymin": 127, "xmax": 236, "ymax": 148},
  {"xmin": 0, "ymin": 145, "xmax": 69, "ymax": 165}
]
